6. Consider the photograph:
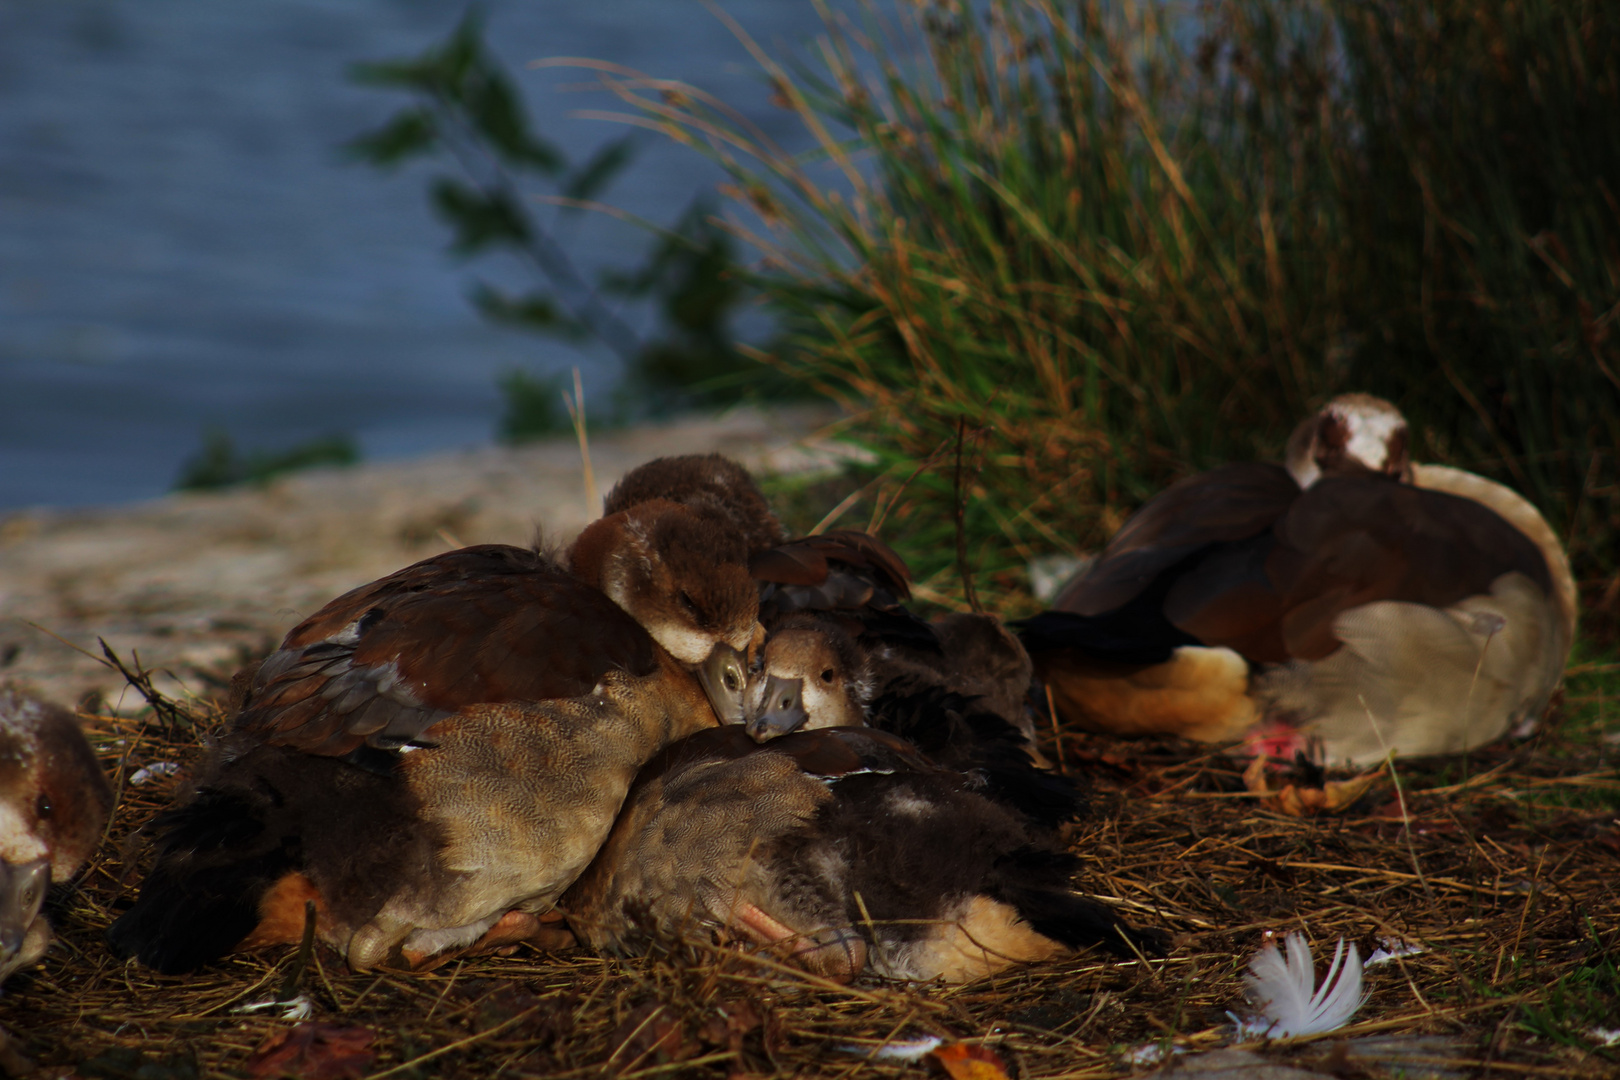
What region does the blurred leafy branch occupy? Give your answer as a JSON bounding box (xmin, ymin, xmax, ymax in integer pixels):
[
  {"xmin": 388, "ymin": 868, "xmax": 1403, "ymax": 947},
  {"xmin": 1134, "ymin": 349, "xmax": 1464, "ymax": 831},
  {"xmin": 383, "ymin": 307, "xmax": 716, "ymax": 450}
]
[
  {"xmin": 176, "ymin": 430, "xmax": 359, "ymax": 492},
  {"xmin": 346, "ymin": 12, "xmax": 803, "ymax": 440}
]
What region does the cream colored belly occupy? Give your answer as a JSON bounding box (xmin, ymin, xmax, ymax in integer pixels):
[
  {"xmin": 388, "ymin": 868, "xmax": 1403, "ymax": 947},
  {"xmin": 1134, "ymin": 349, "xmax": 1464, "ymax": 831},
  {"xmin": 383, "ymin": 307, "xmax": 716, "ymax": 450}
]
[{"xmin": 1255, "ymin": 572, "xmax": 1566, "ymax": 766}]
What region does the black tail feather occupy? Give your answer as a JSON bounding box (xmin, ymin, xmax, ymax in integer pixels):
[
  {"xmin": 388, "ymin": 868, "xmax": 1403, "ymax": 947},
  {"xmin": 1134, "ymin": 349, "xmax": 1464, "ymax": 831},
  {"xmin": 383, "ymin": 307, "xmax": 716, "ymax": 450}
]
[
  {"xmin": 865, "ymin": 681, "xmax": 1085, "ymax": 829},
  {"xmin": 986, "ymin": 846, "xmax": 1165, "ymax": 958},
  {"xmin": 108, "ymin": 744, "xmax": 434, "ymax": 975},
  {"xmin": 106, "ymin": 787, "xmax": 297, "ymax": 974},
  {"xmin": 1014, "ymin": 608, "xmax": 1200, "ymax": 666}
]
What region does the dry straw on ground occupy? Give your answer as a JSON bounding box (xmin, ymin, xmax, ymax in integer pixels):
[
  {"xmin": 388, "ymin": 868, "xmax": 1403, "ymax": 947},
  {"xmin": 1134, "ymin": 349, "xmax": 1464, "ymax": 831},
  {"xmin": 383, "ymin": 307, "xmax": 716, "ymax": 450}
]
[{"xmin": 4, "ymin": 654, "xmax": 1617, "ymax": 1079}]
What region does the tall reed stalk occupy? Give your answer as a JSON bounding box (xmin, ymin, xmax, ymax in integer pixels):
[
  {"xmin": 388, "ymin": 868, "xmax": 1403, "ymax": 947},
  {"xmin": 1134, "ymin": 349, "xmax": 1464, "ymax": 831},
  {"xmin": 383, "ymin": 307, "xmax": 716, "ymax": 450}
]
[{"xmin": 567, "ymin": 0, "xmax": 1619, "ymax": 612}]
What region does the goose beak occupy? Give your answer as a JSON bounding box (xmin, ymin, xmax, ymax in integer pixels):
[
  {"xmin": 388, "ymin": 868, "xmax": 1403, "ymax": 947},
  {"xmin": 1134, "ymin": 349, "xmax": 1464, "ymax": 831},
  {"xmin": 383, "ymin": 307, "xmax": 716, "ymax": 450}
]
[
  {"xmin": 0, "ymin": 858, "xmax": 49, "ymax": 969},
  {"xmin": 745, "ymin": 674, "xmax": 807, "ymax": 742},
  {"xmin": 697, "ymin": 643, "xmax": 749, "ymax": 724}
]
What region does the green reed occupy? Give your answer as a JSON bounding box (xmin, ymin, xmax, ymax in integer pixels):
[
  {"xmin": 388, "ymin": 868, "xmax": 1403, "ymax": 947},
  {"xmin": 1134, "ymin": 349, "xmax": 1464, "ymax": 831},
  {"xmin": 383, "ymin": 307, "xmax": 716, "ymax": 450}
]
[{"xmin": 563, "ymin": 0, "xmax": 1619, "ymax": 611}]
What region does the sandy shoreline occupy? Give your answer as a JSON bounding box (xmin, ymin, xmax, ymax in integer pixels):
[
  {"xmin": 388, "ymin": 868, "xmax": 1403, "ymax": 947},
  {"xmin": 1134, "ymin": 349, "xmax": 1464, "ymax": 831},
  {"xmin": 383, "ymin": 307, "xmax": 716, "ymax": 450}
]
[{"xmin": 0, "ymin": 406, "xmax": 847, "ymax": 712}]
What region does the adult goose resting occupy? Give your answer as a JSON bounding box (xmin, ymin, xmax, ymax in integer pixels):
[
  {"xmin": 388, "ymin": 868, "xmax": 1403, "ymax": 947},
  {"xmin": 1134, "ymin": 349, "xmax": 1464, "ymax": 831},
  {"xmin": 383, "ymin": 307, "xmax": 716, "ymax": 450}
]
[
  {"xmin": 562, "ymin": 725, "xmax": 1153, "ymax": 983},
  {"xmin": 108, "ymin": 499, "xmax": 761, "ymax": 973},
  {"xmin": 1019, "ymin": 394, "xmax": 1576, "ymax": 765}
]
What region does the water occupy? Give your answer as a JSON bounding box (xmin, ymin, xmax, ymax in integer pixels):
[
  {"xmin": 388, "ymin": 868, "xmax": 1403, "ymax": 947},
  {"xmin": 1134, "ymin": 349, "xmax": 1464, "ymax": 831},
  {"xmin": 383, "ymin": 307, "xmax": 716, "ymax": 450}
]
[{"xmin": 0, "ymin": 0, "xmax": 834, "ymax": 508}]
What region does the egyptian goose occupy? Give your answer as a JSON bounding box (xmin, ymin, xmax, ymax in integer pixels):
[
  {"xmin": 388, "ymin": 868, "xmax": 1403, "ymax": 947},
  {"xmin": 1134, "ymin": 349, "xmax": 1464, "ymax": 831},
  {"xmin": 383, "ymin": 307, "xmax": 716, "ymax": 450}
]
[
  {"xmin": 562, "ymin": 725, "xmax": 1153, "ymax": 983},
  {"xmin": 1019, "ymin": 394, "xmax": 1576, "ymax": 765},
  {"xmin": 108, "ymin": 663, "xmax": 713, "ymax": 974},
  {"xmin": 234, "ymin": 496, "xmax": 759, "ymax": 756},
  {"xmin": 0, "ymin": 688, "xmax": 112, "ymax": 984},
  {"xmin": 745, "ymin": 615, "xmax": 1077, "ymax": 829},
  {"xmin": 109, "ymin": 501, "xmax": 758, "ymax": 973}
]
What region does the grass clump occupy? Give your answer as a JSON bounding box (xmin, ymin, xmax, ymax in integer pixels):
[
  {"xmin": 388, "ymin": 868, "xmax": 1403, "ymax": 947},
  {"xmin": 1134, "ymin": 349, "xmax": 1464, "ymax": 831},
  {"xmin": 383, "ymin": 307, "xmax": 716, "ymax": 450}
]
[{"xmin": 570, "ymin": 0, "xmax": 1618, "ymax": 613}]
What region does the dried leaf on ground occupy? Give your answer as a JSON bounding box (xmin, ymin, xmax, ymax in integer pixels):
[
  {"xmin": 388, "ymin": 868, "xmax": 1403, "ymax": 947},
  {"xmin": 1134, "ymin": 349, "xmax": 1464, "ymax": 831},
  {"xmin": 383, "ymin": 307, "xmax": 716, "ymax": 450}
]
[
  {"xmin": 245, "ymin": 1023, "xmax": 374, "ymax": 1080},
  {"xmin": 1243, "ymin": 756, "xmax": 1387, "ymax": 816},
  {"xmin": 608, "ymin": 1002, "xmax": 699, "ymax": 1072},
  {"xmin": 927, "ymin": 1041, "xmax": 1012, "ymax": 1080}
]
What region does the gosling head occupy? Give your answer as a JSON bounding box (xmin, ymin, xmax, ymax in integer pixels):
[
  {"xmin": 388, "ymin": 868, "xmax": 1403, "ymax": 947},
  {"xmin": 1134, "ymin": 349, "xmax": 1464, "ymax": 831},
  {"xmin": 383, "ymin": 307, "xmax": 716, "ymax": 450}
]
[
  {"xmin": 603, "ymin": 454, "xmax": 786, "ymax": 554},
  {"xmin": 571, "ymin": 500, "xmax": 763, "ymax": 723},
  {"xmin": 0, "ymin": 689, "xmax": 112, "ymax": 979},
  {"xmin": 744, "ymin": 620, "xmax": 869, "ymax": 742}
]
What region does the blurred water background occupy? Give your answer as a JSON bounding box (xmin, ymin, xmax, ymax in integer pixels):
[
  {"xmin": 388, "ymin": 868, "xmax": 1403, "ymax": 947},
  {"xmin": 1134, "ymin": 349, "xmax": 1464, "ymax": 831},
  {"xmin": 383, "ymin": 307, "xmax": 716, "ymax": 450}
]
[{"xmin": 0, "ymin": 0, "xmax": 830, "ymax": 508}]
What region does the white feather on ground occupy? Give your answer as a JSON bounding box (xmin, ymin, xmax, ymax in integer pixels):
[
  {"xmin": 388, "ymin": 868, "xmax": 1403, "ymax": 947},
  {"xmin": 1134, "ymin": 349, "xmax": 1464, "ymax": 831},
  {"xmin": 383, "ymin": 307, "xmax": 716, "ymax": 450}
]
[{"xmin": 1229, "ymin": 932, "xmax": 1366, "ymax": 1040}]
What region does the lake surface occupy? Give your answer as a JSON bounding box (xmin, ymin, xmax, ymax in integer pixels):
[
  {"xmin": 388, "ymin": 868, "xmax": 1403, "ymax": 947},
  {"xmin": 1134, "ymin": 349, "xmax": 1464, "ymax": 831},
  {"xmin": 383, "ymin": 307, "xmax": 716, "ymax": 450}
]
[{"xmin": 0, "ymin": 0, "xmax": 836, "ymax": 508}]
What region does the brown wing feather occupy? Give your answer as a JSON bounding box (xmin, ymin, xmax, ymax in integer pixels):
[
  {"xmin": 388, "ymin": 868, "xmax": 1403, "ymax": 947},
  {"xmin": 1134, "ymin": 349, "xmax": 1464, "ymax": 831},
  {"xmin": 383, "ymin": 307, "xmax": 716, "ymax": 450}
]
[
  {"xmin": 1162, "ymin": 476, "xmax": 1554, "ymax": 662},
  {"xmin": 814, "ymin": 530, "xmax": 914, "ymax": 597},
  {"xmin": 751, "ymin": 532, "xmax": 912, "ymax": 596},
  {"xmin": 1056, "ymin": 463, "xmax": 1299, "ymax": 615},
  {"xmin": 1266, "ymin": 478, "xmax": 1552, "ymax": 659},
  {"xmin": 238, "ymin": 544, "xmax": 660, "ymax": 756},
  {"xmin": 750, "ymin": 529, "xmax": 916, "ymax": 626},
  {"xmin": 747, "ymin": 544, "xmax": 830, "ymax": 587},
  {"xmin": 627, "ymin": 725, "xmax": 937, "ymax": 793},
  {"xmin": 767, "ymin": 726, "xmax": 940, "ymax": 778}
]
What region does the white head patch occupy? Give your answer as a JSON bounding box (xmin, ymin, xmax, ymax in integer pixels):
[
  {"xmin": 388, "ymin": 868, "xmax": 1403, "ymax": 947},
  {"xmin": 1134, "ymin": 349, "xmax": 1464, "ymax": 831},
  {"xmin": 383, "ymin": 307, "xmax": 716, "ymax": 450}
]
[
  {"xmin": 649, "ymin": 624, "xmax": 714, "ymax": 666},
  {"xmin": 0, "ymin": 802, "xmax": 48, "ymax": 865},
  {"xmin": 1333, "ymin": 400, "xmax": 1406, "ymax": 473}
]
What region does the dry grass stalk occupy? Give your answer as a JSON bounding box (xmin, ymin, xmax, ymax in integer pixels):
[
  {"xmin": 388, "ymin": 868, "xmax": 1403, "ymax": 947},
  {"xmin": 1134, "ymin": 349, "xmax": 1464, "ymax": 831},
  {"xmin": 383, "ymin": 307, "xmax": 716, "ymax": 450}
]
[{"xmin": 2, "ymin": 662, "xmax": 1615, "ymax": 1077}]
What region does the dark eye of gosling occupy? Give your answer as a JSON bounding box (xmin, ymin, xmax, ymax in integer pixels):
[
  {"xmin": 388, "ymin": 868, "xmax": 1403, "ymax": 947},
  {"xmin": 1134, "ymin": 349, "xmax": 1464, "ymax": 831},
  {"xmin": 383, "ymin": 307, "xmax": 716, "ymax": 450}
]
[
  {"xmin": 820, "ymin": 668, "xmax": 835, "ymax": 684},
  {"xmin": 676, "ymin": 591, "xmax": 699, "ymax": 617},
  {"xmin": 36, "ymin": 793, "xmax": 53, "ymax": 819}
]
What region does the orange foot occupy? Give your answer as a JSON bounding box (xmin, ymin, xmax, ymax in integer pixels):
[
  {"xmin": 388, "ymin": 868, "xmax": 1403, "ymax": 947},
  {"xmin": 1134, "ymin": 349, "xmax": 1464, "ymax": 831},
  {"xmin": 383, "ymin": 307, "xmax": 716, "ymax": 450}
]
[
  {"xmin": 733, "ymin": 902, "xmax": 867, "ymax": 983},
  {"xmin": 401, "ymin": 909, "xmax": 579, "ymax": 971}
]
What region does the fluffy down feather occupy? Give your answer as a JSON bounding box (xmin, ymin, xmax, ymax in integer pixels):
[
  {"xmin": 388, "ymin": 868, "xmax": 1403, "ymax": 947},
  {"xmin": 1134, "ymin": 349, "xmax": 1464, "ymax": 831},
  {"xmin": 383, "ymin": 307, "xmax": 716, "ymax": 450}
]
[{"xmin": 1229, "ymin": 932, "xmax": 1365, "ymax": 1040}]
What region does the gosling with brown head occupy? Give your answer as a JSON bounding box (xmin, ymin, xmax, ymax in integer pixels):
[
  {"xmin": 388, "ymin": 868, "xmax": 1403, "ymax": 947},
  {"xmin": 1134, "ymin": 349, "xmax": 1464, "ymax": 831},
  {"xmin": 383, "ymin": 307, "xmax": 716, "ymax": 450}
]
[{"xmin": 0, "ymin": 688, "xmax": 112, "ymax": 985}]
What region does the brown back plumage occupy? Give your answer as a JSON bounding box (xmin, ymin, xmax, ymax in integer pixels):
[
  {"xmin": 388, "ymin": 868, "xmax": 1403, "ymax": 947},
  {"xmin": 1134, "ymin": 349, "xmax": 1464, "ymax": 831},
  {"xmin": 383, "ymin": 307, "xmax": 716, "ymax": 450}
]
[
  {"xmin": 236, "ymin": 544, "xmax": 659, "ymax": 757},
  {"xmin": 1052, "ymin": 469, "xmax": 1553, "ymax": 667},
  {"xmin": 1159, "ymin": 476, "xmax": 1554, "ymax": 663}
]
